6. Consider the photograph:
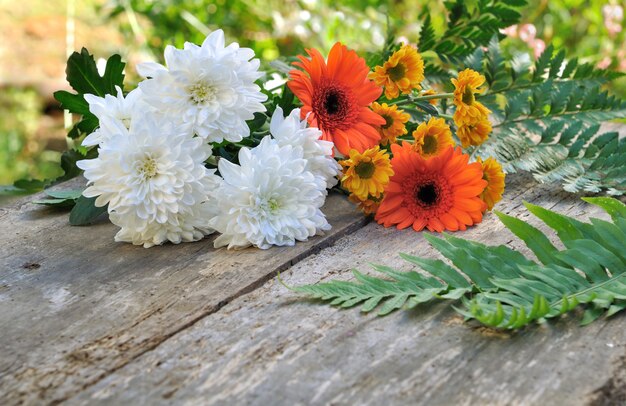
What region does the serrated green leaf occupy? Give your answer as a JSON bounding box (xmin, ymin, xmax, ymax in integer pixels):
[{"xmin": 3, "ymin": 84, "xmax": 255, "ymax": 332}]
[{"xmin": 53, "ymin": 91, "xmax": 91, "ymax": 116}]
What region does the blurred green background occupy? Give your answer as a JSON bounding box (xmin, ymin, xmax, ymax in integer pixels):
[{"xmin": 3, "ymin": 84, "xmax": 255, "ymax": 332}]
[{"xmin": 1, "ymin": 0, "xmax": 625, "ymax": 188}]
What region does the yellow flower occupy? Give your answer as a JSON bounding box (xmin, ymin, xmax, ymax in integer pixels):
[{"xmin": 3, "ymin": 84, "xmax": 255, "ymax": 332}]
[
  {"xmin": 477, "ymin": 156, "xmax": 505, "ymax": 211},
  {"xmin": 421, "ymin": 89, "xmax": 439, "ymax": 106},
  {"xmin": 348, "ymin": 193, "xmax": 381, "ymax": 215},
  {"xmin": 412, "ymin": 117, "xmax": 455, "ymax": 158},
  {"xmin": 456, "ymin": 117, "xmax": 492, "ymax": 148},
  {"xmin": 371, "ymin": 102, "xmax": 410, "ymax": 145},
  {"xmin": 451, "ymin": 69, "xmax": 491, "ymax": 125},
  {"xmin": 339, "ymin": 146, "xmax": 394, "ymax": 200},
  {"xmin": 369, "ymin": 44, "xmax": 425, "ymax": 100}
]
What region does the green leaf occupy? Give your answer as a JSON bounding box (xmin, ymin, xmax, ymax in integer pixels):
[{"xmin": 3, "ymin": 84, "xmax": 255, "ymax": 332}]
[
  {"xmin": 0, "ymin": 185, "xmax": 32, "ymax": 196},
  {"xmin": 102, "ymin": 54, "xmax": 125, "ymax": 95},
  {"xmin": 53, "ymin": 91, "xmax": 91, "ymax": 116},
  {"xmin": 54, "ymin": 49, "xmax": 126, "ymax": 182},
  {"xmin": 65, "ymin": 48, "xmax": 125, "ymax": 96},
  {"xmin": 33, "ymin": 188, "xmax": 84, "ymax": 209},
  {"xmin": 69, "ymin": 196, "xmax": 108, "ymax": 226},
  {"xmin": 13, "ymin": 179, "xmax": 50, "ymax": 192},
  {"xmin": 33, "ymin": 198, "xmax": 76, "ymax": 208},
  {"xmin": 494, "ymin": 210, "xmax": 564, "ymax": 267},
  {"xmin": 277, "ymin": 86, "xmax": 295, "ymax": 113},
  {"xmin": 289, "ymin": 265, "xmax": 449, "ymax": 316},
  {"xmin": 583, "ymin": 197, "xmax": 626, "ymax": 221}
]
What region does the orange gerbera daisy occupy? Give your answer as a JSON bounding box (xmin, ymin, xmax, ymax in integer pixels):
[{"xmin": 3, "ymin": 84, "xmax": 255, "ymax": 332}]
[
  {"xmin": 477, "ymin": 156, "xmax": 505, "ymax": 210},
  {"xmin": 369, "ymin": 44, "xmax": 425, "ymax": 100},
  {"xmin": 287, "ymin": 42, "xmax": 385, "ymax": 155},
  {"xmin": 412, "ymin": 117, "xmax": 455, "ymax": 158},
  {"xmin": 371, "ymin": 102, "xmax": 410, "ymax": 145},
  {"xmin": 348, "ymin": 193, "xmax": 381, "ymax": 215},
  {"xmin": 456, "ymin": 116, "xmax": 492, "ymax": 148},
  {"xmin": 375, "ymin": 144, "xmax": 487, "ymax": 232},
  {"xmin": 339, "ymin": 146, "xmax": 394, "ymax": 200},
  {"xmin": 452, "ymin": 69, "xmax": 491, "ymax": 125}
]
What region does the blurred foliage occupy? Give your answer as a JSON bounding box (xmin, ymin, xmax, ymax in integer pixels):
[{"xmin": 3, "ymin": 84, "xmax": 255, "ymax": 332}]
[
  {"xmin": 0, "ymin": 88, "xmax": 62, "ymax": 185},
  {"xmin": 1, "ymin": 0, "xmax": 625, "ymax": 188},
  {"xmin": 102, "ymin": 0, "xmax": 624, "ymax": 69},
  {"xmin": 507, "ymin": 0, "xmax": 626, "ymax": 96},
  {"xmin": 103, "ymin": 0, "xmax": 626, "ymax": 93}
]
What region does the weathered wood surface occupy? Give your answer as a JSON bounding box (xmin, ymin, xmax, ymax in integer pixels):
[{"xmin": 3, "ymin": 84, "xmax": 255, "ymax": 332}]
[
  {"xmin": 1, "ymin": 123, "xmax": 625, "ymax": 405},
  {"xmin": 0, "ymin": 181, "xmax": 366, "ymax": 405},
  {"xmin": 64, "ymin": 174, "xmax": 626, "ymax": 406}
]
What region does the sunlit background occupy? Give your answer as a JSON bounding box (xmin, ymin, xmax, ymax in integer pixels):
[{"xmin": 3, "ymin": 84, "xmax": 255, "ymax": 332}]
[{"xmin": 1, "ymin": 0, "xmax": 624, "ymax": 187}]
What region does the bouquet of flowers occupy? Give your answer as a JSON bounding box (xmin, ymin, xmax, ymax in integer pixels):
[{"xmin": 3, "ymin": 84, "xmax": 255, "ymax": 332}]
[
  {"xmin": 49, "ymin": 30, "xmax": 510, "ymax": 249},
  {"xmin": 43, "ymin": 2, "xmax": 624, "ymax": 254},
  {"xmin": 29, "ymin": 1, "xmax": 626, "ymax": 329}
]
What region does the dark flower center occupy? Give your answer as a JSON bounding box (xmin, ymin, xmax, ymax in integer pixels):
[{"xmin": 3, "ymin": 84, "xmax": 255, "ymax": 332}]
[
  {"xmin": 381, "ymin": 114, "xmax": 394, "ymax": 129},
  {"xmin": 422, "ymin": 135, "xmax": 438, "ymax": 155},
  {"xmin": 324, "ymin": 91, "xmax": 343, "ymax": 115},
  {"xmin": 387, "ymin": 63, "xmax": 406, "ymax": 81},
  {"xmin": 462, "ymin": 86, "xmax": 475, "ymax": 105},
  {"xmin": 355, "ymin": 161, "xmax": 375, "ymax": 179},
  {"xmin": 415, "ymin": 182, "xmax": 438, "ymax": 206},
  {"xmin": 313, "ymin": 81, "xmax": 356, "ymax": 131}
]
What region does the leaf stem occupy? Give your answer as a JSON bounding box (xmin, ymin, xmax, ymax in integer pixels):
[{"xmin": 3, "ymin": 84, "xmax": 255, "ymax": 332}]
[{"xmin": 551, "ymin": 273, "xmax": 626, "ymax": 309}]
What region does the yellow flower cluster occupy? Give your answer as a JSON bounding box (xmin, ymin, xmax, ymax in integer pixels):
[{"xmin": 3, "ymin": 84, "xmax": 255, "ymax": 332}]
[
  {"xmin": 337, "ymin": 47, "xmax": 503, "ymax": 213},
  {"xmin": 452, "ymin": 69, "xmax": 493, "ymax": 148}
]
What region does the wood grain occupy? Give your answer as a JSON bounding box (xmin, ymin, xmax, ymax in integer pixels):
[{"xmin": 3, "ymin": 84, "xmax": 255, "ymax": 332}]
[
  {"xmin": 2, "ymin": 123, "xmax": 625, "ymax": 405},
  {"xmin": 0, "ymin": 183, "xmax": 367, "ymax": 405},
  {"xmin": 67, "ymin": 172, "xmax": 626, "ymax": 406}
]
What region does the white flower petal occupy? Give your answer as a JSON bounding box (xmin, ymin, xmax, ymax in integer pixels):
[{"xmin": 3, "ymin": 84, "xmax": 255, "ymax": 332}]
[
  {"xmin": 137, "ymin": 29, "xmax": 267, "ymax": 143},
  {"xmin": 210, "ymin": 135, "xmax": 330, "ymax": 250},
  {"xmin": 79, "ymin": 113, "xmax": 219, "ymax": 248}
]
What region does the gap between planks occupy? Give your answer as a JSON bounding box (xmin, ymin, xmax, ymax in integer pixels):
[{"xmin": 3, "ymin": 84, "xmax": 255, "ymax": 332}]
[
  {"xmin": 65, "ymin": 174, "xmax": 626, "ymax": 406},
  {"xmin": 0, "ymin": 187, "xmax": 369, "ymax": 405}
]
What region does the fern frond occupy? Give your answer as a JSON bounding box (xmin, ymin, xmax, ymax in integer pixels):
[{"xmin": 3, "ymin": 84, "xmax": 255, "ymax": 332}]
[
  {"xmin": 418, "ymin": 0, "xmax": 527, "ymax": 62},
  {"xmin": 289, "ymin": 198, "xmax": 626, "ymax": 330},
  {"xmin": 468, "ymin": 39, "xmax": 626, "ymax": 196},
  {"xmin": 290, "ymin": 267, "xmax": 455, "ymax": 316}
]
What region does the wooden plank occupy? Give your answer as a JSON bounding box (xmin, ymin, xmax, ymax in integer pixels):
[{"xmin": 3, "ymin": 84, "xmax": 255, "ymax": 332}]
[
  {"xmin": 0, "ymin": 182, "xmax": 367, "ymax": 405},
  {"xmin": 66, "ymin": 172, "xmax": 626, "ymax": 405}
]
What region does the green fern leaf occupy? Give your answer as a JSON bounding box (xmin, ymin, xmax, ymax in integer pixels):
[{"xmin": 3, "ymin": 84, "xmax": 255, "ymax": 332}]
[
  {"xmin": 418, "ymin": 0, "xmax": 527, "ymax": 62},
  {"xmin": 288, "ymin": 198, "xmax": 626, "ymax": 330},
  {"xmin": 470, "ymin": 39, "xmax": 625, "ymax": 197},
  {"xmin": 289, "ymin": 266, "xmax": 450, "ymax": 316}
]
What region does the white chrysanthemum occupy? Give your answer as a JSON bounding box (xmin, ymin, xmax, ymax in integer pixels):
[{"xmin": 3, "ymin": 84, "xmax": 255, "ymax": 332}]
[
  {"xmin": 210, "ymin": 136, "xmax": 331, "ymax": 249},
  {"xmin": 136, "ymin": 29, "xmax": 267, "ymax": 143},
  {"xmin": 82, "ymin": 86, "xmax": 147, "ymax": 147},
  {"xmin": 269, "ymin": 107, "xmax": 341, "ymax": 189},
  {"xmin": 77, "ymin": 116, "xmax": 221, "ymax": 248}
]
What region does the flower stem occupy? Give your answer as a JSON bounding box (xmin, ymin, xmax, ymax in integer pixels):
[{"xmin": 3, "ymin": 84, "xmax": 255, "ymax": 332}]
[
  {"xmin": 415, "ymin": 92, "xmax": 454, "ymax": 101},
  {"xmin": 390, "ymin": 92, "xmax": 454, "ymax": 106}
]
